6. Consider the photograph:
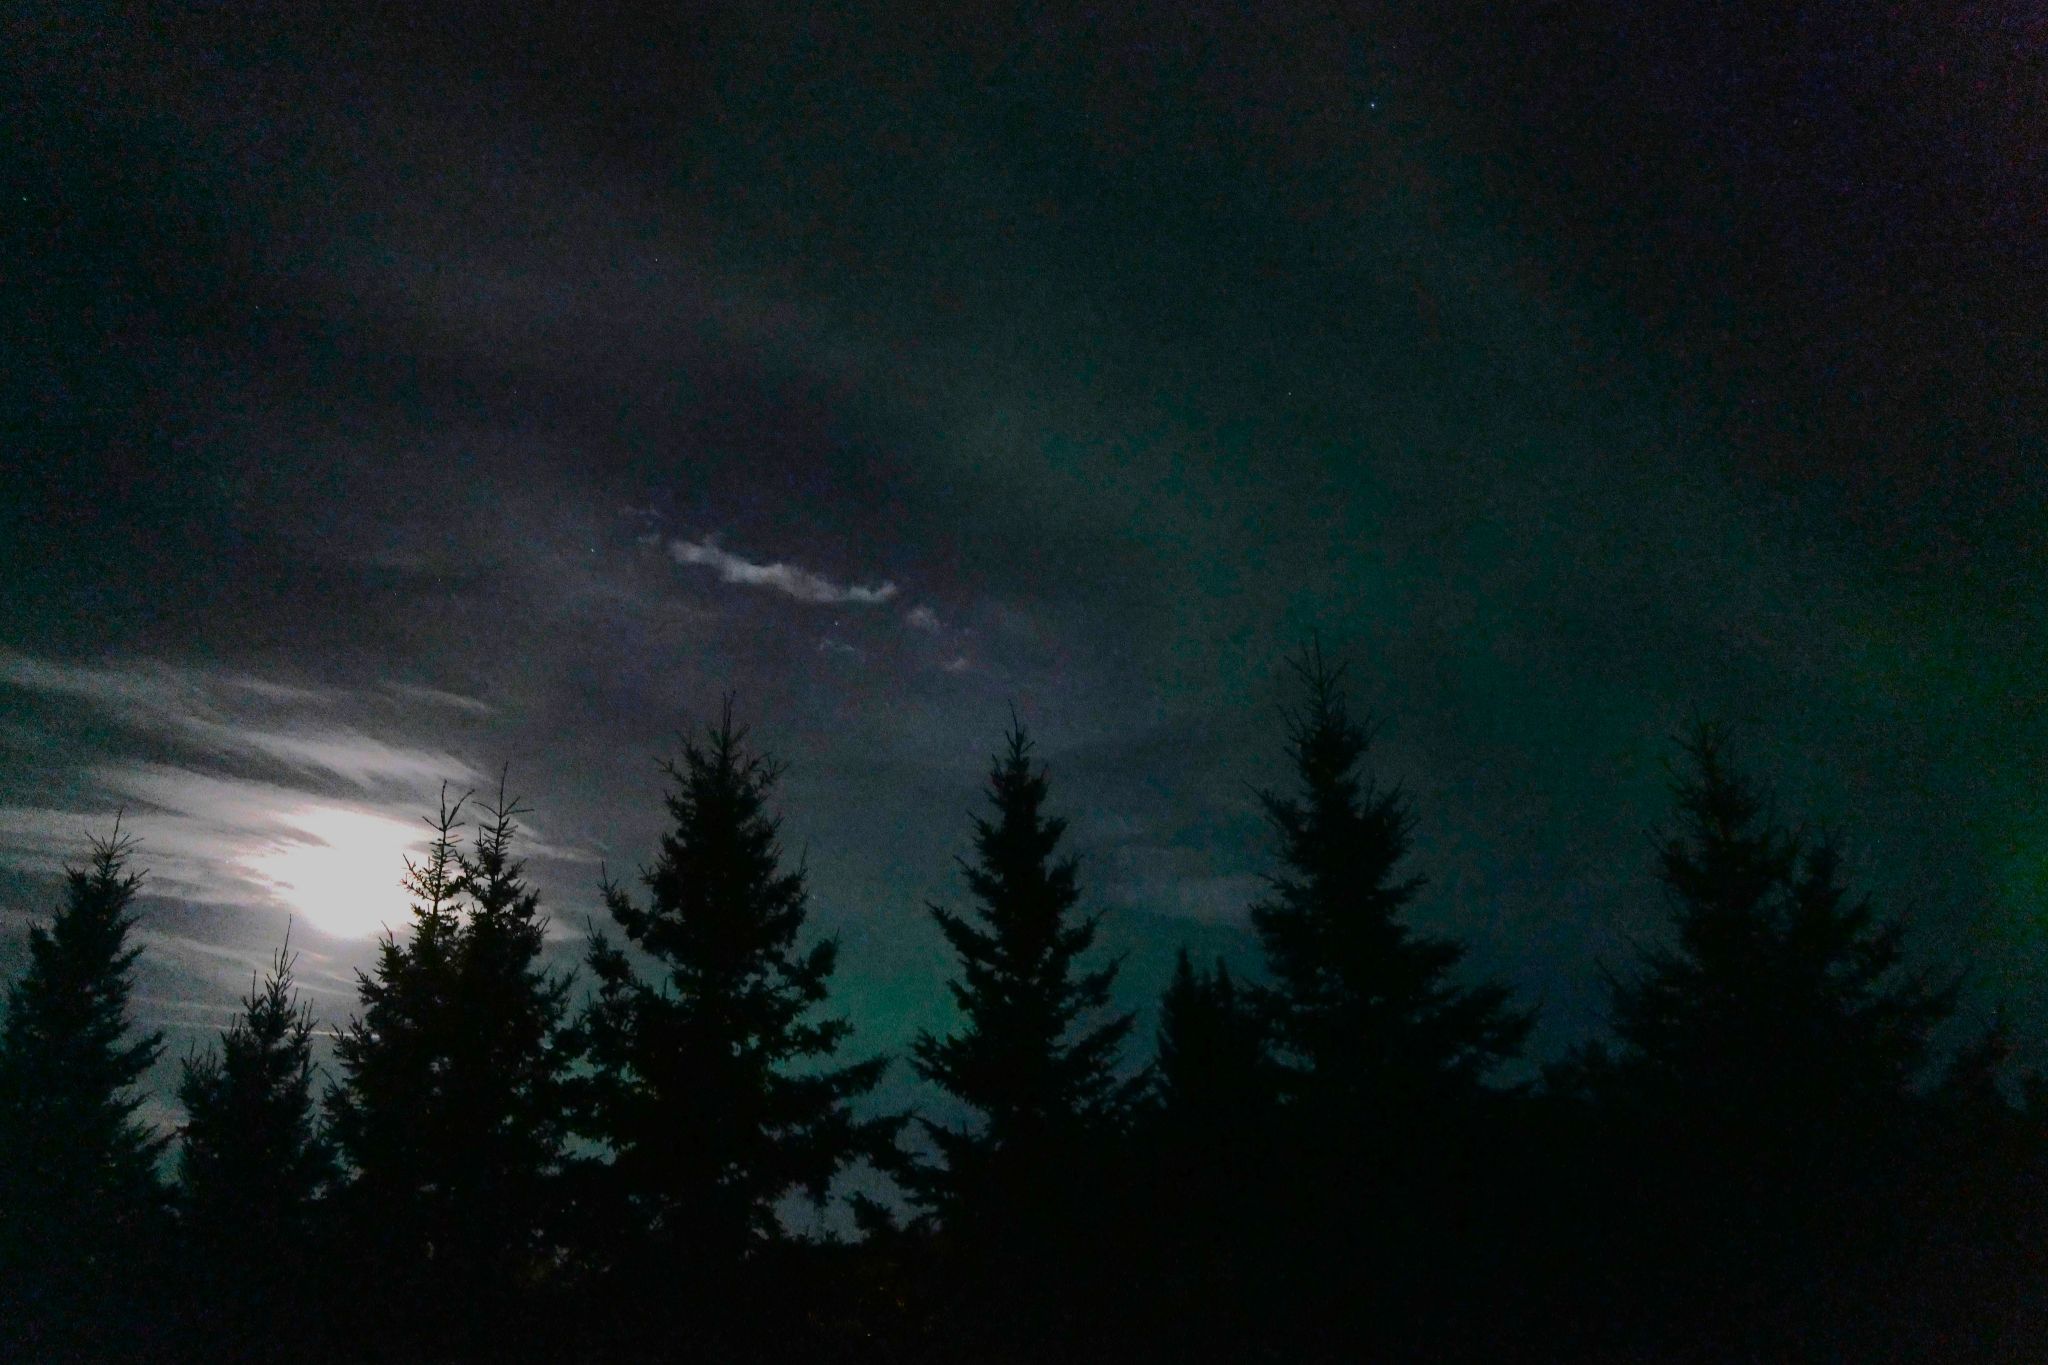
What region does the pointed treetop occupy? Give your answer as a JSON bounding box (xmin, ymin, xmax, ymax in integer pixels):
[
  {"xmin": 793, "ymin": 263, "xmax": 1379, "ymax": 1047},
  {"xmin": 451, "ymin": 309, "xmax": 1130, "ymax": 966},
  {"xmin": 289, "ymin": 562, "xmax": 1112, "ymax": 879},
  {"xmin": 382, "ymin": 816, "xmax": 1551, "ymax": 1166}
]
[
  {"xmin": 909, "ymin": 713, "xmax": 1146, "ymax": 1226},
  {"xmin": 1251, "ymin": 641, "xmax": 1529, "ymax": 1103}
]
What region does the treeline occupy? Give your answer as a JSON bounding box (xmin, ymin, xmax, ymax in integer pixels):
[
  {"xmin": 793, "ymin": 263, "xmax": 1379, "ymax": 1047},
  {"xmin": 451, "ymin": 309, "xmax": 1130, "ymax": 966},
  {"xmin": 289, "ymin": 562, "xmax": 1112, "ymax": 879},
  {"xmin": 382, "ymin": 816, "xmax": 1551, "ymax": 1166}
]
[{"xmin": 1, "ymin": 649, "xmax": 2043, "ymax": 1362}]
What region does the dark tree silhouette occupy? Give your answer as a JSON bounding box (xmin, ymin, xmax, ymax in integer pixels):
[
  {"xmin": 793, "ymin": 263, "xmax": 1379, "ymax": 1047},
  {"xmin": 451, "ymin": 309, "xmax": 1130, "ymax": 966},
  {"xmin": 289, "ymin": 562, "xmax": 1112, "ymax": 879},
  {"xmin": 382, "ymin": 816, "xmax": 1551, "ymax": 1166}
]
[
  {"xmin": 176, "ymin": 931, "xmax": 331, "ymax": 1354},
  {"xmin": 1577, "ymin": 723, "xmax": 1962, "ymax": 1358},
  {"xmin": 1602, "ymin": 724, "xmax": 1953, "ymax": 1119},
  {"xmin": 443, "ymin": 777, "xmax": 575, "ymax": 1284},
  {"xmin": 179, "ymin": 931, "xmax": 331, "ymax": 1231},
  {"xmin": 570, "ymin": 702, "xmax": 897, "ymax": 1287},
  {"xmin": 0, "ymin": 828, "xmax": 167, "ymax": 1357},
  {"xmin": 1153, "ymin": 949, "xmax": 1270, "ymax": 1128},
  {"xmin": 326, "ymin": 777, "xmax": 573, "ymax": 1349},
  {"xmin": 1135, "ymin": 949, "xmax": 1276, "ymax": 1352},
  {"xmin": 326, "ymin": 786, "xmax": 470, "ymax": 1272},
  {"xmin": 1251, "ymin": 644, "xmax": 1529, "ymax": 1111},
  {"xmin": 907, "ymin": 719, "xmax": 1145, "ymax": 1247},
  {"xmin": 1243, "ymin": 645, "xmax": 1531, "ymax": 1360}
]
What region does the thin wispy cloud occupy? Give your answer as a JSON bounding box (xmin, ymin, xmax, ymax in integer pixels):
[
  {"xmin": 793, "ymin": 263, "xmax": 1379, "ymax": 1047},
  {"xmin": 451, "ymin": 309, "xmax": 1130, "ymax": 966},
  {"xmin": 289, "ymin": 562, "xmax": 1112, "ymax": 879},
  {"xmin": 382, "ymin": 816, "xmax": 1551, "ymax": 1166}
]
[
  {"xmin": 664, "ymin": 537, "xmax": 899, "ymax": 606},
  {"xmin": 382, "ymin": 682, "xmax": 497, "ymax": 716},
  {"xmin": 202, "ymin": 725, "xmax": 479, "ymax": 790},
  {"xmin": 0, "ymin": 653, "xmax": 483, "ymax": 796},
  {"xmin": 905, "ymin": 605, "xmax": 943, "ymax": 632},
  {"xmin": 0, "ymin": 651, "xmax": 334, "ymax": 715},
  {"xmin": 1102, "ymin": 843, "xmax": 1264, "ymax": 923}
]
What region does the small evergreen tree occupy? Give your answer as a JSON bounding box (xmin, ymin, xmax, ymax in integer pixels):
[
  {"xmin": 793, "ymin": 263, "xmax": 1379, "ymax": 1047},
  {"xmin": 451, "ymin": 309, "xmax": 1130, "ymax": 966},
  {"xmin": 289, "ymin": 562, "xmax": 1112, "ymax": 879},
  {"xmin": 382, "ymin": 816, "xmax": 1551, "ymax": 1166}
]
[
  {"xmin": 907, "ymin": 719, "xmax": 1145, "ymax": 1238},
  {"xmin": 0, "ymin": 827, "xmax": 168, "ymax": 1353},
  {"xmin": 1154, "ymin": 949, "xmax": 1269, "ymax": 1129},
  {"xmin": 570, "ymin": 702, "xmax": 897, "ymax": 1278},
  {"xmin": 177, "ymin": 931, "xmax": 331, "ymax": 1353},
  {"xmin": 179, "ymin": 931, "xmax": 330, "ymax": 1233},
  {"xmin": 1251, "ymin": 644, "xmax": 1529, "ymax": 1114},
  {"xmin": 1140, "ymin": 950, "xmax": 1275, "ymax": 1350}
]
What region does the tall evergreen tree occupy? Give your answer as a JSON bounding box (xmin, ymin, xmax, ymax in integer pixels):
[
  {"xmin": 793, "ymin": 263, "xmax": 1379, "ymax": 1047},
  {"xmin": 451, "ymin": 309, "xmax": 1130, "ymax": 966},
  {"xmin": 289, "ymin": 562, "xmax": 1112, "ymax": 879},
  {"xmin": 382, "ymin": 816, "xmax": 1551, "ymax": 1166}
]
[
  {"xmin": 326, "ymin": 786, "xmax": 469, "ymax": 1267},
  {"xmin": 570, "ymin": 702, "xmax": 897, "ymax": 1276},
  {"xmin": 179, "ymin": 931, "xmax": 331, "ymax": 1234},
  {"xmin": 1251, "ymin": 644, "xmax": 1529, "ymax": 1113},
  {"xmin": 445, "ymin": 777, "xmax": 574, "ymax": 1279},
  {"xmin": 326, "ymin": 777, "xmax": 573, "ymax": 1335},
  {"xmin": 0, "ymin": 828, "xmax": 168, "ymax": 1354},
  {"xmin": 907, "ymin": 720, "xmax": 1145, "ymax": 1237}
]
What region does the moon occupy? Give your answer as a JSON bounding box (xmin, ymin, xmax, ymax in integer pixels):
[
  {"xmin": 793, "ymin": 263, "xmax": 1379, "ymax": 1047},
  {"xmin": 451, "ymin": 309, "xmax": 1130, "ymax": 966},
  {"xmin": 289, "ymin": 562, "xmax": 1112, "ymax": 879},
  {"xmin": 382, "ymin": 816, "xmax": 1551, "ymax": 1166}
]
[{"xmin": 240, "ymin": 804, "xmax": 428, "ymax": 939}]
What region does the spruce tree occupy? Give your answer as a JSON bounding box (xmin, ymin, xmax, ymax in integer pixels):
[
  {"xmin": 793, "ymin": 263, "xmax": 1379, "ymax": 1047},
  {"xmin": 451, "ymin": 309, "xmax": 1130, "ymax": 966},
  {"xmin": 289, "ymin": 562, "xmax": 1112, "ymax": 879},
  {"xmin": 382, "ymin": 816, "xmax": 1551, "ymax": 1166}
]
[
  {"xmin": 1250, "ymin": 644, "xmax": 1529, "ymax": 1114},
  {"xmin": 326, "ymin": 786, "xmax": 469, "ymax": 1271},
  {"xmin": 907, "ymin": 720, "xmax": 1145, "ymax": 1237},
  {"xmin": 0, "ymin": 828, "xmax": 168, "ymax": 1352},
  {"xmin": 1154, "ymin": 950, "xmax": 1269, "ymax": 1129},
  {"xmin": 1591, "ymin": 724, "xmax": 1960, "ymax": 1356},
  {"xmin": 1141, "ymin": 950, "xmax": 1275, "ymax": 1350},
  {"xmin": 179, "ymin": 932, "xmax": 331, "ymax": 1234},
  {"xmin": 445, "ymin": 777, "xmax": 574, "ymax": 1282},
  {"xmin": 327, "ymin": 778, "xmax": 573, "ymax": 1329},
  {"xmin": 1605, "ymin": 722, "xmax": 1954, "ymax": 1134},
  {"xmin": 177, "ymin": 932, "xmax": 331, "ymax": 1352},
  {"xmin": 570, "ymin": 702, "xmax": 897, "ymax": 1275}
]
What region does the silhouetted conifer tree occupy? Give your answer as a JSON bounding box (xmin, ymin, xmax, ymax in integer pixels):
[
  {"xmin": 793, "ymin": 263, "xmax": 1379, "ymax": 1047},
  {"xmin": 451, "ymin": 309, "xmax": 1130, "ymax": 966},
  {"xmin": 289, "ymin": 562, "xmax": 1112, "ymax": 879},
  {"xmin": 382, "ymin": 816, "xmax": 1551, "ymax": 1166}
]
[
  {"xmin": 570, "ymin": 702, "xmax": 897, "ymax": 1290},
  {"xmin": 1137, "ymin": 950, "xmax": 1274, "ymax": 1352},
  {"xmin": 179, "ymin": 932, "xmax": 330, "ymax": 1230},
  {"xmin": 1251, "ymin": 644, "xmax": 1529, "ymax": 1111},
  {"xmin": 1244, "ymin": 645, "xmax": 1530, "ymax": 1359},
  {"xmin": 0, "ymin": 828, "xmax": 167, "ymax": 1356},
  {"xmin": 907, "ymin": 720, "xmax": 1144, "ymax": 1246},
  {"xmin": 327, "ymin": 778, "xmax": 573, "ymax": 1348},
  {"xmin": 326, "ymin": 787, "xmax": 468, "ymax": 1270},
  {"xmin": 1604, "ymin": 723, "xmax": 1952, "ymax": 1128},
  {"xmin": 444, "ymin": 777, "xmax": 574, "ymax": 1283},
  {"xmin": 177, "ymin": 932, "xmax": 330, "ymax": 1353},
  {"xmin": 1154, "ymin": 949, "xmax": 1269, "ymax": 1126},
  {"xmin": 1586, "ymin": 723, "xmax": 1960, "ymax": 1358}
]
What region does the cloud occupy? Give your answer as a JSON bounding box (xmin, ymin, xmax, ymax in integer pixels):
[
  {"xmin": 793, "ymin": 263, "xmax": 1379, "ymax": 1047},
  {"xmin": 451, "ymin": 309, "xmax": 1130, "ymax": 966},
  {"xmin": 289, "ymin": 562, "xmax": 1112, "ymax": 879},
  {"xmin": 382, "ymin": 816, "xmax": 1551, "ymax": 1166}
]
[
  {"xmin": 1101, "ymin": 843, "xmax": 1264, "ymax": 923},
  {"xmin": 664, "ymin": 537, "xmax": 898, "ymax": 606},
  {"xmin": 0, "ymin": 651, "xmax": 335, "ymax": 715},
  {"xmin": 382, "ymin": 682, "xmax": 497, "ymax": 716},
  {"xmin": 905, "ymin": 605, "xmax": 943, "ymax": 632},
  {"xmin": 0, "ymin": 652, "xmax": 482, "ymax": 795},
  {"xmin": 205, "ymin": 726, "xmax": 477, "ymax": 790},
  {"xmin": 0, "ymin": 775, "xmax": 388, "ymax": 918}
]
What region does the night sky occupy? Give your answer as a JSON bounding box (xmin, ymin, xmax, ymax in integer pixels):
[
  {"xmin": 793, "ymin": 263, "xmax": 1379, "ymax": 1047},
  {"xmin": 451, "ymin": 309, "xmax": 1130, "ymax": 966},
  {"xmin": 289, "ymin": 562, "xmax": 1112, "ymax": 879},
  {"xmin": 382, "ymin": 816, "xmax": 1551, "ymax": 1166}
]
[{"xmin": 5, "ymin": 2, "xmax": 2045, "ymax": 1126}]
